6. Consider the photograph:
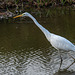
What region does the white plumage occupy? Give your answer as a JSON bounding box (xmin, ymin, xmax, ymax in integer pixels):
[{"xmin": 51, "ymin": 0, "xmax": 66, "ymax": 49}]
[
  {"xmin": 50, "ymin": 33, "xmax": 75, "ymax": 51},
  {"xmin": 14, "ymin": 12, "xmax": 75, "ymax": 69},
  {"xmin": 20, "ymin": 12, "xmax": 75, "ymax": 52}
]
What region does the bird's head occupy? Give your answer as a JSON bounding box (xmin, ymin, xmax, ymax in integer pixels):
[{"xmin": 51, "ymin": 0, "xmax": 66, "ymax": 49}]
[{"xmin": 13, "ymin": 12, "xmax": 30, "ymax": 18}]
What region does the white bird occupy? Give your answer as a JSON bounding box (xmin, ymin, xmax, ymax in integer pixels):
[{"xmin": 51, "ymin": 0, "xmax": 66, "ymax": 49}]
[{"xmin": 14, "ymin": 12, "xmax": 75, "ymax": 70}]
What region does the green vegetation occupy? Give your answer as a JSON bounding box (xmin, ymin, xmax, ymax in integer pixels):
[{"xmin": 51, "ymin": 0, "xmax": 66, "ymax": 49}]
[
  {"xmin": 0, "ymin": 0, "xmax": 75, "ymax": 9},
  {"xmin": 0, "ymin": 0, "xmax": 74, "ymax": 19}
]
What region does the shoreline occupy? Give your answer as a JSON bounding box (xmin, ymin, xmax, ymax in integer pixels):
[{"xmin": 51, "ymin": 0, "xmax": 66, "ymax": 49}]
[{"xmin": 0, "ymin": 0, "xmax": 75, "ymax": 9}]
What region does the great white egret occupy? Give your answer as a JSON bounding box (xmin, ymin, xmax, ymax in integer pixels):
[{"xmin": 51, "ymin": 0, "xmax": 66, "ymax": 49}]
[{"xmin": 14, "ymin": 12, "xmax": 75, "ymax": 70}]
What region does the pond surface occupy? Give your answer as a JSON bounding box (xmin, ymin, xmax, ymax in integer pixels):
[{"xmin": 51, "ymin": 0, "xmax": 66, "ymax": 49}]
[{"xmin": 0, "ymin": 8, "xmax": 75, "ymax": 75}]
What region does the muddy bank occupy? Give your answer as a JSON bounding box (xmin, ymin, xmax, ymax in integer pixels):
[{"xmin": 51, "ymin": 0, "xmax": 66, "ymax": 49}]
[
  {"xmin": 0, "ymin": 0, "xmax": 75, "ymax": 19},
  {"xmin": 0, "ymin": 10, "xmax": 14, "ymax": 20}
]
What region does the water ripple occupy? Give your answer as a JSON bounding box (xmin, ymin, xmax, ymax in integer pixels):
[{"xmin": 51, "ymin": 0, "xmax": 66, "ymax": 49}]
[{"xmin": 0, "ymin": 47, "xmax": 75, "ymax": 75}]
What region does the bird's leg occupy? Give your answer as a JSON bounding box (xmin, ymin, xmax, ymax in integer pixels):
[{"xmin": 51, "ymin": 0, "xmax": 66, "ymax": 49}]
[
  {"xmin": 64, "ymin": 53, "xmax": 75, "ymax": 70},
  {"xmin": 58, "ymin": 50, "xmax": 63, "ymax": 70},
  {"xmin": 68, "ymin": 53, "xmax": 75, "ymax": 61},
  {"xmin": 64, "ymin": 61, "xmax": 74, "ymax": 70}
]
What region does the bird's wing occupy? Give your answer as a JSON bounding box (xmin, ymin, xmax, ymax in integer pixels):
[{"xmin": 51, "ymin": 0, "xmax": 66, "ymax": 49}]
[{"xmin": 50, "ymin": 34, "xmax": 74, "ymax": 51}]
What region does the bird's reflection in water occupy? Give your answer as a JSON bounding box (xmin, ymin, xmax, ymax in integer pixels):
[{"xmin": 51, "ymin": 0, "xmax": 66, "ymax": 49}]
[{"xmin": 0, "ymin": 47, "xmax": 75, "ymax": 75}]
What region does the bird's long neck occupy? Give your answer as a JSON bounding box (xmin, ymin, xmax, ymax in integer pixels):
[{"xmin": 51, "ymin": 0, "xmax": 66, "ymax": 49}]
[{"xmin": 28, "ymin": 14, "xmax": 51, "ymax": 41}]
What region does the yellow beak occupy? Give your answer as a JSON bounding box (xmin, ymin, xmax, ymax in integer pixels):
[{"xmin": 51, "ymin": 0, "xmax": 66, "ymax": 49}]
[{"xmin": 13, "ymin": 14, "xmax": 23, "ymax": 18}]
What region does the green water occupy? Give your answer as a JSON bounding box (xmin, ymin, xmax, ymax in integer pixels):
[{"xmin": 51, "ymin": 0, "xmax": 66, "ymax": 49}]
[{"xmin": 0, "ymin": 8, "xmax": 75, "ymax": 75}]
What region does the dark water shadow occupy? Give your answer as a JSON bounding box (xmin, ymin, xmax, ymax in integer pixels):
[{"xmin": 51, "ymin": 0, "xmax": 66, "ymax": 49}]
[{"xmin": 54, "ymin": 70, "xmax": 75, "ymax": 75}]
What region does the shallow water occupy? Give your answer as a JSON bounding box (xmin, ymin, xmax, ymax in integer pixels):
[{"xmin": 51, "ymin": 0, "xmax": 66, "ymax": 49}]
[{"xmin": 0, "ymin": 8, "xmax": 75, "ymax": 75}]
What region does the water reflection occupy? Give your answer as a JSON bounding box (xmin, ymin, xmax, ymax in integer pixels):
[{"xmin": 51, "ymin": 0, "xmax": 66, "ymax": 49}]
[
  {"xmin": 0, "ymin": 47, "xmax": 75, "ymax": 75},
  {"xmin": 0, "ymin": 9, "xmax": 75, "ymax": 75}
]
